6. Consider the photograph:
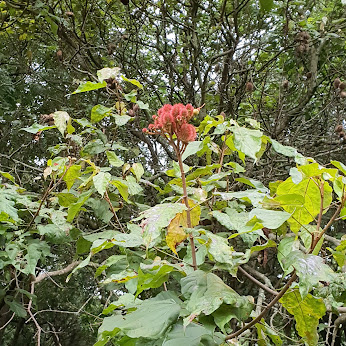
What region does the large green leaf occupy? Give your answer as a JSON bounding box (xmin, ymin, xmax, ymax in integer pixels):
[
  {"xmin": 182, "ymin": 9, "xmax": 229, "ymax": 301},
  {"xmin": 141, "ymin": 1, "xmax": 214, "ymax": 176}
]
[
  {"xmin": 91, "ymin": 105, "xmax": 113, "ymax": 123},
  {"xmin": 163, "ymin": 321, "xmax": 225, "ymax": 346},
  {"xmin": 106, "ymin": 151, "xmax": 124, "ymax": 167},
  {"xmin": 96, "ymin": 291, "xmax": 181, "ymax": 343},
  {"xmin": 53, "ymin": 111, "xmax": 70, "ymax": 135},
  {"xmin": 136, "ymin": 258, "xmax": 185, "ymax": 296},
  {"xmin": 276, "ymin": 178, "xmax": 332, "ymax": 233},
  {"xmin": 181, "ymin": 270, "xmax": 253, "ymax": 326},
  {"xmin": 63, "ymin": 165, "xmax": 81, "ymax": 191},
  {"xmin": 72, "ymin": 81, "xmax": 107, "ymax": 94},
  {"xmin": 67, "ymin": 191, "xmax": 92, "ymax": 222},
  {"xmin": 204, "ymin": 231, "xmax": 250, "ymax": 276},
  {"xmin": 280, "ymin": 290, "xmax": 326, "ymax": 346},
  {"xmin": 93, "ymin": 172, "xmax": 111, "ymax": 196},
  {"xmin": 283, "ymin": 251, "xmax": 335, "ymax": 298},
  {"xmin": 277, "ymin": 236, "xmax": 300, "ymax": 274},
  {"xmin": 133, "ymin": 203, "xmax": 187, "ymax": 247},
  {"xmin": 248, "ymin": 208, "xmax": 291, "ymax": 229},
  {"xmin": 231, "ymin": 126, "xmax": 263, "ymax": 160}
]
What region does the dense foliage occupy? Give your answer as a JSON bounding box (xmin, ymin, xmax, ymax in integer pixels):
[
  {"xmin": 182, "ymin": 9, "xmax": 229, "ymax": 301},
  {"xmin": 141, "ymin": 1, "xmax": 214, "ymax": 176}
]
[{"xmin": 1, "ymin": 0, "xmax": 346, "ymax": 345}]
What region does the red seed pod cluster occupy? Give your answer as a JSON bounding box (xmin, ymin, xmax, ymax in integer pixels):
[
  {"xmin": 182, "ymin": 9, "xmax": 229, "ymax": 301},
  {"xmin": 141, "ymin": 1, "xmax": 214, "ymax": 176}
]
[{"xmin": 142, "ymin": 103, "xmax": 199, "ymax": 143}]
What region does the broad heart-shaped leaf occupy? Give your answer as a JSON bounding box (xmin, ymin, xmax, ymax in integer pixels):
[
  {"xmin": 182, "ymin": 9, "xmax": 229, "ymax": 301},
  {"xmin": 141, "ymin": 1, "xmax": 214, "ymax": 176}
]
[
  {"xmin": 166, "ymin": 199, "xmax": 201, "ymax": 254},
  {"xmin": 102, "ymin": 293, "xmax": 142, "ymax": 315},
  {"xmin": 110, "ymin": 179, "xmax": 129, "ymax": 201},
  {"xmin": 136, "ymin": 258, "xmax": 185, "ymax": 296},
  {"xmin": 0, "ymin": 195, "xmax": 19, "ymax": 223},
  {"xmin": 53, "ymin": 111, "xmax": 70, "ymax": 135},
  {"xmin": 97, "ymin": 67, "xmax": 121, "ymax": 82},
  {"xmin": 276, "ymin": 177, "xmax": 332, "ymax": 233},
  {"xmin": 20, "ymin": 123, "xmax": 56, "ymax": 134},
  {"xmin": 63, "ymin": 164, "xmax": 81, "ymax": 191},
  {"xmin": 133, "ymin": 203, "xmax": 187, "ymax": 248},
  {"xmin": 283, "ymin": 251, "xmax": 335, "ymax": 298},
  {"xmin": 20, "ymin": 240, "xmax": 51, "ymax": 275},
  {"xmin": 131, "ymin": 162, "xmax": 144, "ymax": 181},
  {"xmin": 210, "ymin": 209, "xmax": 262, "ymax": 246},
  {"xmin": 162, "ymin": 321, "xmax": 225, "ymax": 346},
  {"xmin": 204, "ymin": 231, "xmax": 250, "ymax": 276},
  {"xmin": 280, "ymin": 290, "xmax": 326, "ymax": 346},
  {"xmin": 216, "ymin": 190, "xmax": 266, "ymax": 207},
  {"xmin": 91, "ymin": 104, "xmax": 112, "ymax": 123},
  {"xmin": 182, "ymin": 141, "xmax": 203, "ymax": 161},
  {"xmin": 106, "ymin": 151, "xmax": 124, "ymax": 167},
  {"xmin": 93, "ymin": 172, "xmax": 111, "ymax": 196},
  {"xmin": 231, "ymin": 126, "xmax": 263, "ymax": 160},
  {"xmin": 121, "ymin": 75, "xmax": 143, "ymax": 89},
  {"xmin": 72, "ymin": 81, "xmax": 106, "ymax": 94},
  {"xmin": 96, "ymin": 291, "xmax": 181, "ymax": 343},
  {"xmin": 248, "ymin": 208, "xmax": 291, "ymax": 229},
  {"xmin": 181, "ymin": 270, "xmax": 253, "ymax": 326},
  {"xmin": 67, "ymin": 191, "xmax": 92, "ymax": 222}
]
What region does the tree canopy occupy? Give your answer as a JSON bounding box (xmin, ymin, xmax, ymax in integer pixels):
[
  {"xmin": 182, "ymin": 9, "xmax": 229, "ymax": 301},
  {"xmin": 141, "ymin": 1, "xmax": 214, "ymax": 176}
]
[{"xmin": 1, "ymin": 0, "xmax": 346, "ymax": 345}]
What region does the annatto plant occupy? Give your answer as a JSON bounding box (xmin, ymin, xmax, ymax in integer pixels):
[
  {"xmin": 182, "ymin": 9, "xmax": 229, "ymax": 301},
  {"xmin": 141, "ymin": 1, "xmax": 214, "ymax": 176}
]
[{"xmin": 1, "ymin": 67, "xmax": 346, "ymax": 346}]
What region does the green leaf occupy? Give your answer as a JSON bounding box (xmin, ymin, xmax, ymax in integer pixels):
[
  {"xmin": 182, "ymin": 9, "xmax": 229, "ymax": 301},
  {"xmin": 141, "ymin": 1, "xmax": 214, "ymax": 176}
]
[
  {"xmin": 113, "ymin": 114, "xmax": 131, "ymax": 126},
  {"xmin": 283, "ymin": 251, "xmax": 335, "ymax": 298},
  {"xmin": 181, "ymin": 270, "xmax": 253, "ymax": 325},
  {"xmin": 248, "ymin": 208, "xmax": 291, "ymax": 229},
  {"xmin": 21, "ymin": 123, "xmax": 56, "ymax": 134},
  {"xmin": 231, "ymin": 126, "xmax": 263, "ymax": 160},
  {"xmin": 106, "ymin": 151, "xmax": 124, "ymax": 167},
  {"xmin": 37, "ymin": 224, "xmax": 69, "ymax": 244},
  {"xmin": 331, "ymin": 160, "xmax": 346, "ymax": 175},
  {"xmin": 72, "ymin": 81, "xmax": 107, "ymax": 94},
  {"xmin": 97, "ymin": 67, "xmax": 121, "ymax": 82},
  {"xmin": 277, "ymin": 236, "xmax": 300, "ymax": 274},
  {"xmin": 91, "ymin": 105, "xmax": 112, "ymax": 123},
  {"xmin": 57, "ymin": 193, "xmax": 78, "ymax": 207},
  {"xmin": 63, "ymin": 165, "xmax": 81, "ymax": 191},
  {"xmin": 67, "ymin": 192, "xmax": 92, "ymax": 222},
  {"xmin": 182, "ymin": 141, "xmax": 203, "ymax": 161},
  {"xmin": 97, "ymin": 291, "xmax": 181, "ymax": 341},
  {"xmin": 0, "ymin": 195, "xmax": 19, "ymax": 223},
  {"xmin": 121, "ymin": 76, "xmax": 143, "ymax": 89},
  {"xmin": 53, "ymin": 111, "xmax": 70, "ymax": 135},
  {"xmin": 136, "ymin": 100, "xmax": 149, "ymax": 109},
  {"xmin": 136, "ymin": 258, "xmax": 184, "ymax": 296},
  {"xmin": 133, "ymin": 203, "xmax": 187, "ymax": 247},
  {"xmin": 102, "ymin": 293, "xmax": 142, "ymax": 315},
  {"xmin": 5, "ymin": 297, "xmax": 27, "ymax": 318},
  {"xmin": 259, "ymin": 0, "xmax": 274, "ymax": 11},
  {"xmin": 0, "ymin": 171, "xmax": 15, "ymax": 183},
  {"xmin": 163, "ymin": 321, "xmax": 225, "ymax": 346},
  {"xmin": 276, "ymin": 178, "xmax": 332, "ymax": 233},
  {"xmin": 205, "ymin": 231, "xmax": 250, "ymax": 276},
  {"xmin": 270, "ymin": 139, "xmax": 298, "ymax": 157},
  {"xmin": 131, "ymin": 163, "xmax": 144, "ymax": 181},
  {"xmin": 93, "ymin": 172, "xmax": 111, "ymax": 196},
  {"xmin": 280, "ymin": 290, "xmax": 326, "ymax": 346},
  {"xmin": 110, "ymin": 179, "xmax": 129, "ymax": 201}
]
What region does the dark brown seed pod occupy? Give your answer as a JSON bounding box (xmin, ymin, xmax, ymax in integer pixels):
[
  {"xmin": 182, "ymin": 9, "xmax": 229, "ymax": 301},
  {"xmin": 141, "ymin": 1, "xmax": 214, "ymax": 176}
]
[
  {"xmin": 246, "ymin": 82, "xmax": 254, "ymax": 92},
  {"xmin": 339, "ymin": 131, "xmax": 345, "ymax": 138},
  {"xmin": 335, "ymin": 124, "xmax": 343, "ymax": 133},
  {"xmin": 334, "ymin": 78, "xmax": 341, "ymax": 89},
  {"xmin": 56, "ymin": 49, "xmax": 63, "ymax": 61},
  {"xmin": 282, "ymin": 80, "xmax": 289, "ymax": 89},
  {"xmin": 306, "ymin": 72, "xmax": 312, "ymax": 79},
  {"xmin": 340, "ymin": 91, "xmax": 346, "ymax": 98},
  {"xmin": 339, "ymin": 82, "xmax": 346, "ymax": 90}
]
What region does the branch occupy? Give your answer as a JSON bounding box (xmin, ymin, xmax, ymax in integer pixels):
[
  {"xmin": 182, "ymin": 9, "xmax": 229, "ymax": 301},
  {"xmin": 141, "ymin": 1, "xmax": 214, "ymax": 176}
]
[
  {"xmin": 225, "ymin": 272, "xmax": 297, "ymax": 340},
  {"xmin": 33, "ymin": 261, "xmax": 81, "ymax": 284}
]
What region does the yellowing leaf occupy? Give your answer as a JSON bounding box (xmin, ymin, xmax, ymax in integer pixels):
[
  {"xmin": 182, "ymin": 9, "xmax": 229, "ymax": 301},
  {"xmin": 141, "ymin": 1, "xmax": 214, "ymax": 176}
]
[
  {"xmin": 166, "ymin": 214, "xmax": 188, "ymax": 255},
  {"xmin": 166, "ymin": 200, "xmax": 201, "ymax": 254}
]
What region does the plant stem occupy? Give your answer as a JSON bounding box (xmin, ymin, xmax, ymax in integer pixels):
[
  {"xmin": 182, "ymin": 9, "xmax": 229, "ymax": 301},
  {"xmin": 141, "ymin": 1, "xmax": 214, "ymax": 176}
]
[{"xmin": 176, "ymin": 144, "xmax": 197, "ymax": 270}]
